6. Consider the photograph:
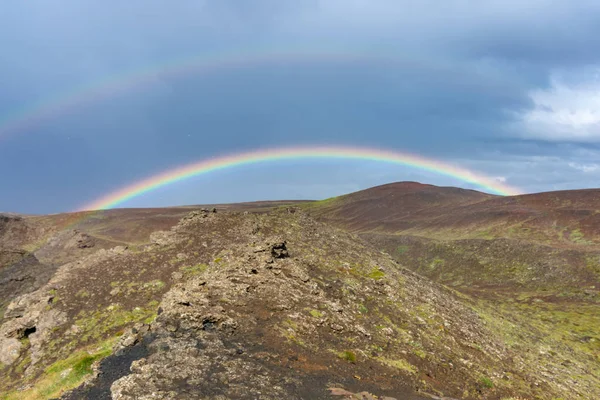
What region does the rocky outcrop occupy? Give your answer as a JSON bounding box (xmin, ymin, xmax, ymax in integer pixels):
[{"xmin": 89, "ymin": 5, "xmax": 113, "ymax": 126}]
[
  {"xmin": 0, "ymin": 253, "xmax": 56, "ymax": 319},
  {"xmin": 99, "ymin": 211, "xmax": 534, "ymax": 399},
  {"xmin": 0, "ymin": 245, "xmax": 129, "ymax": 371},
  {"xmin": 0, "ymin": 289, "xmax": 67, "ymax": 368},
  {"xmin": 65, "ymin": 230, "xmax": 95, "ymax": 249}
]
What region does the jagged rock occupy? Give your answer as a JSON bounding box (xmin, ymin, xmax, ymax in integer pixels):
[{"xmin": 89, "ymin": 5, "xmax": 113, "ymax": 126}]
[
  {"xmin": 76, "ymin": 233, "xmax": 94, "ymax": 249},
  {"xmin": 63, "ymin": 230, "xmax": 95, "ymax": 250},
  {"xmin": 114, "ymin": 323, "xmax": 151, "ymax": 353},
  {"xmin": 3, "ymin": 304, "xmax": 26, "ymax": 319},
  {"xmin": 0, "ymin": 337, "xmax": 21, "ymax": 365},
  {"xmin": 270, "ymin": 241, "xmax": 289, "ymax": 259}
]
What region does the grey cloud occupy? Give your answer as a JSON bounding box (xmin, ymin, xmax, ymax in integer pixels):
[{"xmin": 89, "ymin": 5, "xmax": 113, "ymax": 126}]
[{"xmin": 2, "ymin": 1, "xmax": 600, "ymax": 212}]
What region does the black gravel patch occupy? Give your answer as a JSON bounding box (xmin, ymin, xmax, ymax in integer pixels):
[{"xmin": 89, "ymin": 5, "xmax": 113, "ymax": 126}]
[{"xmin": 59, "ymin": 334, "xmax": 154, "ymax": 400}]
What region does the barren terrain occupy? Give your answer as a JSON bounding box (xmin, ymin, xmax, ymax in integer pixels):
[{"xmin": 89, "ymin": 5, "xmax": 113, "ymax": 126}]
[{"xmin": 1, "ymin": 184, "xmax": 598, "ymax": 399}]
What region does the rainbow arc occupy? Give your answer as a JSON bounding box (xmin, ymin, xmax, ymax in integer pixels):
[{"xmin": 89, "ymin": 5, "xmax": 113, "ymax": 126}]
[{"xmin": 79, "ymin": 146, "xmax": 521, "ymax": 211}]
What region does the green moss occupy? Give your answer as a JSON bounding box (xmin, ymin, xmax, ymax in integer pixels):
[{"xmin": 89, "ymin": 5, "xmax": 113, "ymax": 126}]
[
  {"xmin": 305, "ymin": 196, "xmax": 340, "ymax": 207},
  {"xmin": 377, "ymin": 357, "xmax": 417, "ymax": 374},
  {"xmin": 2, "ymin": 338, "xmax": 116, "ymax": 400},
  {"xmin": 309, "ymin": 309, "xmax": 324, "ymax": 318},
  {"xmin": 569, "ymin": 229, "xmax": 592, "ymax": 245},
  {"xmin": 75, "ymin": 289, "xmax": 90, "ymax": 298},
  {"xmin": 395, "ymin": 245, "xmax": 409, "ymax": 255},
  {"xmin": 143, "ymin": 280, "xmax": 165, "ymax": 290},
  {"xmin": 283, "ymin": 319, "xmax": 299, "ymax": 330},
  {"xmin": 74, "ymin": 302, "xmax": 158, "ymax": 344},
  {"xmin": 179, "ymin": 263, "xmax": 208, "ymax": 277},
  {"xmin": 424, "ymin": 257, "xmax": 445, "ymax": 272},
  {"xmin": 337, "ymin": 350, "xmax": 357, "ymax": 363},
  {"xmin": 14, "ymin": 353, "xmax": 32, "ymax": 374},
  {"xmin": 279, "ymin": 325, "xmax": 306, "ymax": 347},
  {"xmin": 585, "ymin": 256, "xmax": 600, "ymax": 280},
  {"xmin": 475, "ymin": 228, "xmax": 495, "ymax": 240},
  {"xmin": 480, "ymin": 376, "xmax": 494, "ymax": 388},
  {"xmin": 367, "ymin": 268, "xmax": 385, "ymax": 280}
]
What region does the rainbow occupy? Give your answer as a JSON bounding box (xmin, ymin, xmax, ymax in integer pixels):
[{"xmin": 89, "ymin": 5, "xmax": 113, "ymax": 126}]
[
  {"xmin": 0, "ymin": 48, "xmax": 496, "ymax": 142},
  {"xmin": 0, "ymin": 50, "xmax": 421, "ymax": 141},
  {"xmin": 80, "ymin": 146, "xmax": 521, "ymax": 211}
]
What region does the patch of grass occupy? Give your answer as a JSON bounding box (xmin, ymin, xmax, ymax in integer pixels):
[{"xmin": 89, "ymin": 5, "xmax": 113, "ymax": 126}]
[
  {"xmin": 480, "ymin": 376, "xmax": 494, "ymax": 388},
  {"xmin": 569, "ymin": 229, "xmax": 592, "ymax": 245},
  {"xmin": 75, "ymin": 289, "xmax": 90, "ymax": 298},
  {"xmin": 427, "ymin": 257, "xmax": 445, "ymax": 271},
  {"xmin": 395, "ymin": 245, "xmax": 409, "ymax": 255},
  {"xmin": 585, "ymin": 256, "xmax": 600, "ymax": 280},
  {"xmin": 306, "ymin": 196, "xmax": 340, "ymax": 208},
  {"xmin": 179, "ymin": 263, "xmax": 208, "ymax": 277},
  {"xmin": 475, "ymin": 228, "xmax": 495, "ymax": 239},
  {"xmin": 367, "ymin": 268, "xmax": 385, "ymax": 280},
  {"xmin": 14, "ymin": 353, "xmax": 32, "ymax": 374},
  {"xmin": 2, "ymin": 338, "xmax": 116, "ymax": 400},
  {"xmin": 358, "ymin": 304, "xmax": 368, "ymax": 314},
  {"xmin": 282, "ymin": 319, "xmax": 299, "ymax": 330},
  {"xmin": 337, "ymin": 350, "xmax": 357, "ymax": 363},
  {"xmin": 142, "ymin": 280, "xmax": 165, "ymax": 290},
  {"xmin": 377, "ymin": 357, "xmax": 417, "ymax": 374},
  {"xmin": 309, "ymin": 309, "xmax": 324, "ymax": 318},
  {"xmin": 74, "ymin": 302, "xmax": 158, "ymax": 343},
  {"xmin": 279, "ymin": 325, "xmax": 306, "ymax": 347}
]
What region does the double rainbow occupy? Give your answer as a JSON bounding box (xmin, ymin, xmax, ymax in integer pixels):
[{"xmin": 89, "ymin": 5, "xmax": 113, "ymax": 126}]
[
  {"xmin": 0, "ymin": 51, "xmax": 414, "ymax": 141},
  {"xmin": 80, "ymin": 146, "xmax": 521, "ymax": 211}
]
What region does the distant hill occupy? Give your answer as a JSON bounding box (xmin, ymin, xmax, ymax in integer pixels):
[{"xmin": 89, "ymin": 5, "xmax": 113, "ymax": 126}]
[{"xmin": 308, "ymin": 182, "xmax": 600, "ymax": 249}]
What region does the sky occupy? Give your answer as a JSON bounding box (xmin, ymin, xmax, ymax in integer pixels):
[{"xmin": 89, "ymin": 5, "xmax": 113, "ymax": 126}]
[{"xmin": 2, "ymin": 0, "xmax": 600, "ymax": 213}]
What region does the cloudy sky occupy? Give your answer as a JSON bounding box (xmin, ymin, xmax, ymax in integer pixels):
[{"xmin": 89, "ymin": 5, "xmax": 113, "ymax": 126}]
[{"xmin": 2, "ymin": 1, "xmax": 600, "ymax": 213}]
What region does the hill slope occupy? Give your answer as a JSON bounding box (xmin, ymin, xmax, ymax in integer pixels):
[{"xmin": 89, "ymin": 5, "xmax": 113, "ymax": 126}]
[
  {"xmin": 307, "ymin": 183, "xmax": 600, "ymax": 399},
  {"xmin": 305, "ymin": 182, "xmax": 494, "ymax": 233},
  {"xmin": 308, "ymin": 182, "xmax": 600, "ymax": 249},
  {"xmin": 1, "ymin": 207, "xmax": 598, "ymax": 399}
]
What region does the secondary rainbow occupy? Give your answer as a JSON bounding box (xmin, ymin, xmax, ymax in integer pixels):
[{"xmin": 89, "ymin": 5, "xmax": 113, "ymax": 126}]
[
  {"xmin": 0, "ymin": 49, "xmax": 478, "ymax": 141},
  {"xmin": 0, "ymin": 50, "xmax": 405, "ymax": 141},
  {"xmin": 79, "ymin": 146, "xmax": 521, "ymax": 211}
]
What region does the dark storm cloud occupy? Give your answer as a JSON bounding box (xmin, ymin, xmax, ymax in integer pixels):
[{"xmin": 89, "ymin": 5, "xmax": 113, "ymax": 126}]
[{"xmin": 1, "ymin": 1, "xmax": 599, "ymax": 212}]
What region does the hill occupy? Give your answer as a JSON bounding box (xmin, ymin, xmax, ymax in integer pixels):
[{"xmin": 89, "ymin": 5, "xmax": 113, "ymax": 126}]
[
  {"xmin": 308, "ymin": 182, "xmax": 600, "ymax": 250},
  {"xmin": 304, "ymin": 182, "xmax": 494, "ymax": 234},
  {"xmin": 307, "ymin": 182, "xmax": 600, "ymax": 399},
  {"xmin": 0, "ymin": 189, "xmax": 598, "ymax": 399}
]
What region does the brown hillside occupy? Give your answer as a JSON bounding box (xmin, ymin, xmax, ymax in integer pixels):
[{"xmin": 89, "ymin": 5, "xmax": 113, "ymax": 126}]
[
  {"xmin": 308, "ymin": 183, "xmax": 600, "ymax": 249},
  {"xmin": 305, "ymin": 182, "xmax": 494, "ymax": 232},
  {"xmin": 307, "ymin": 183, "xmax": 600, "ymax": 400}
]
